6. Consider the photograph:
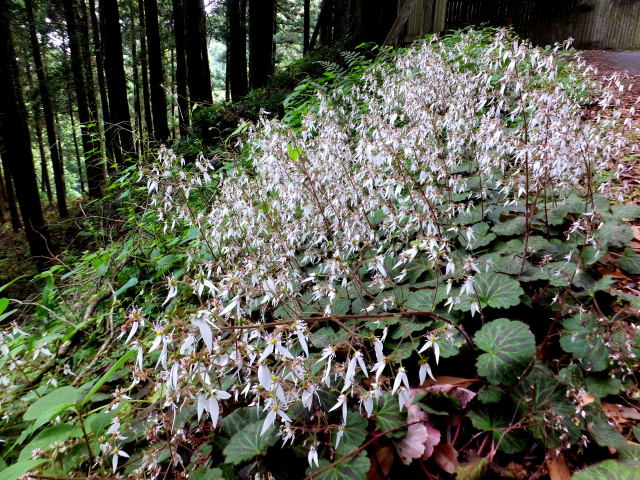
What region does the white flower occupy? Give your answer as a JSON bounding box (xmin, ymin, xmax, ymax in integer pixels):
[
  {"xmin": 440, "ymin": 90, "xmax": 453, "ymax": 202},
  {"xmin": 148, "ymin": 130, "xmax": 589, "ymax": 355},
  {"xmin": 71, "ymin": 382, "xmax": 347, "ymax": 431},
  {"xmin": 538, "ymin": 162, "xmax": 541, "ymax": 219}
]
[
  {"xmin": 308, "ymin": 445, "xmax": 319, "ymax": 468},
  {"xmin": 335, "ymin": 424, "xmax": 346, "ymax": 449},
  {"xmin": 392, "ymin": 367, "xmax": 409, "ymax": 395},
  {"xmin": 111, "ymin": 446, "xmax": 130, "ymax": 473},
  {"xmin": 329, "ymin": 394, "xmax": 348, "ymax": 424},
  {"xmin": 261, "ymin": 404, "xmax": 292, "ymax": 436},
  {"xmin": 418, "ymin": 362, "xmax": 436, "ymax": 385},
  {"xmin": 418, "ymin": 334, "xmax": 440, "ymax": 364}
]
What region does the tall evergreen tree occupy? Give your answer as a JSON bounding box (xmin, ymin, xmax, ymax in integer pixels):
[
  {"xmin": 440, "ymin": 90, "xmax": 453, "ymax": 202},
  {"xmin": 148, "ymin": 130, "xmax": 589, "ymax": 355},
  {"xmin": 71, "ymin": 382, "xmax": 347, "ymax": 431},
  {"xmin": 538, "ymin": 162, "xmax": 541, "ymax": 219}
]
[
  {"xmin": 25, "ymin": 0, "xmax": 68, "ymax": 217},
  {"xmin": 144, "ymin": 0, "xmax": 170, "ymax": 141},
  {"xmin": 172, "ymin": 0, "xmax": 189, "ymax": 135},
  {"xmin": 138, "ymin": 0, "xmax": 154, "ymax": 138},
  {"xmin": 184, "ymin": 0, "xmax": 212, "ymax": 105},
  {"xmin": 100, "ymin": 0, "xmax": 134, "ymax": 165},
  {"xmin": 248, "ymin": 0, "xmax": 275, "ymax": 89},
  {"xmin": 0, "ymin": 1, "xmax": 51, "ymax": 269},
  {"xmin": 88, "ymin": 0, "xmax": 111, "ymax": 138},
  {"xmin": 63, "ymin": 0, "xmax": 104, "ymax": 198},
  {"xmin": 228, "ymin": 0, "xmax": 248, "ymax": 102}
]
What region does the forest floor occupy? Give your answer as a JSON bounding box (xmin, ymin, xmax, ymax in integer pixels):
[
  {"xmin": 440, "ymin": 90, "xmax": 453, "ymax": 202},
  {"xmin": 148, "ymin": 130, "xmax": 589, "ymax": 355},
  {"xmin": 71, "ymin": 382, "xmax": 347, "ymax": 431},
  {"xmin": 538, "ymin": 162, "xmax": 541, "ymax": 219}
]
[
  {"xmin": 580, "ymin": 50, "xmax": 640, "ymax": 203},
  {"xmin": 580, "ymin": 49, "xmax": 640, "ymax": 318}
]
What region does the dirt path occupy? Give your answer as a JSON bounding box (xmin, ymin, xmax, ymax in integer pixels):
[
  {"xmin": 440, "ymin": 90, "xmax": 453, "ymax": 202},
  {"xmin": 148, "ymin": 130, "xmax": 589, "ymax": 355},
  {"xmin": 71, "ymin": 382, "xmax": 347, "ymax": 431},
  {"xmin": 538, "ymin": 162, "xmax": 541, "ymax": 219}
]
[{"xmin": 580, "ymin": 50, "xmax": 640, "ymax": 203}]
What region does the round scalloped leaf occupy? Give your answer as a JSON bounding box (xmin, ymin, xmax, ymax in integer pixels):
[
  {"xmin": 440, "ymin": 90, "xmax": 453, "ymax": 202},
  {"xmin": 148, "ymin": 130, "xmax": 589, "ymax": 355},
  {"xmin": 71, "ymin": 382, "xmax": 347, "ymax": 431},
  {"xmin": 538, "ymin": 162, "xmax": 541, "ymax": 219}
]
[
  {"xmin": 223, "ymin": 420, "xmax": 278, "ymax": 465},
  {"xmin": 472, "ymin": 272, "xmax": 524, "ymax": 310},
  {"xmin": 559, "ymin": 315, "xmax": 609, "ymax": 372},
  {"xmin": 305, "ymin": 451, "xmax": 370, "ymax": 480},
  {"xmin": 572, "ymin": 460, "xmax": 638, "ymax": 480},
  {"xmin": 618, "ymin": 248, "xmax": 640, "ymax": 275},
  {"xmin": 596, "ymin": 222, "xmax": 633, "ymax": 248},
  {"xmin": 474, "ymin": 318, "xmax": 535, "ymax": 385},
  {"xmin": 335, "ymin": 413, "xmax": 368, "ymax": 455}
]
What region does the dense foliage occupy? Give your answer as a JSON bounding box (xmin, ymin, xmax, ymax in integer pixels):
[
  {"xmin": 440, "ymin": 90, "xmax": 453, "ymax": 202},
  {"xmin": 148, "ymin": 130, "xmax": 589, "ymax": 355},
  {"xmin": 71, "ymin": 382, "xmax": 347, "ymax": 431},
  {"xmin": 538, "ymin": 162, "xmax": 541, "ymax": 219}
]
[{"xmin": 1, "ymin": 30, "xmax": 640, "ymax": 480}]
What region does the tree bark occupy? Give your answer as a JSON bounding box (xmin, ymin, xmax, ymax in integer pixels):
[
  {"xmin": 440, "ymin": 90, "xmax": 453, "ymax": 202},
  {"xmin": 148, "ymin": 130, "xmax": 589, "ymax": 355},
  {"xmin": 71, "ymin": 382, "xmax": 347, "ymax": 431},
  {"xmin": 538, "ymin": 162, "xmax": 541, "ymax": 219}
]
[
  {"xmin": 172, "ymin": 0, "xmax": 189, "ymax": 135},
  {"xmin": 100, "ymin": 0, "xmax": 134, "ymax": 165},
  {"xmin": 0, "ymin": 2, "xmax": 51, "ymax": 269},
  {"xmin": 0, "ymin": 155, "xmax": 21, "ymax": 232},
  {"xmin": 34, "ymin": 118, "xmax": 53, "ymax": 204},
  {"xmin": 88, "ymin": 0, "xmax": 111, "ymax": 140},
  {"xmin": 184, "ymin": 0, "xmax": 212, "ymax": 105},
  {"xmin": 228, "ymin": 0, "xmax": 248, "ymax": 101},
  {"xmin": 144, "ymin": 0, "xmax": 169, "ymax": 141},
  {"xmin": 303, "ymin": 0, "xmax": 310, "ymax": 53},
  {"xmin": 138, "ymin": 0, "xmax": 154, "ymax": 138},
  {"xmin": 131, "ymin": 37, "xmax": 143, "ymax": 155},
  {"xmin": 65, "ymin": 92, "xmax": 86, "ymax": 195},
  {"xmin": 25, "ymin": 0, "xmax": 68, "ymax": 217},
  {"xmin": 0, "ymin": 165, "xmax": 9, "ymax": 225},
  {"xmin": 63, "ymin": 0, "xmax": 104, "ymax": 198},
  {"xmin": 248, "ymin": 0, "xmax": 275, "ymax": 89}
]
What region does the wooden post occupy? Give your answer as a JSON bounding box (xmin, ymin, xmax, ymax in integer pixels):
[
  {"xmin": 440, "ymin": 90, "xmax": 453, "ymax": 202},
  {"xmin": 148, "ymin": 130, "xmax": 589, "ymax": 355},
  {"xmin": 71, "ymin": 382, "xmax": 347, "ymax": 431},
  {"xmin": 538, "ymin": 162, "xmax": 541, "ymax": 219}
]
[{"xmin": 433, "ymin": 0, "xmax": 447, "ymax": 33}]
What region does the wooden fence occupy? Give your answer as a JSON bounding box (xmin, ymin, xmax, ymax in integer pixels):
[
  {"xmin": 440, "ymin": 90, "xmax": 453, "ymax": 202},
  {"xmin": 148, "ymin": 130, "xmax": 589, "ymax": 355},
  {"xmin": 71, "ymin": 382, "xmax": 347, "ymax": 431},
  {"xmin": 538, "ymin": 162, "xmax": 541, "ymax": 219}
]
[{"xmin": 400, "ymin": 0, "xmax": 640, "ymax": 49}]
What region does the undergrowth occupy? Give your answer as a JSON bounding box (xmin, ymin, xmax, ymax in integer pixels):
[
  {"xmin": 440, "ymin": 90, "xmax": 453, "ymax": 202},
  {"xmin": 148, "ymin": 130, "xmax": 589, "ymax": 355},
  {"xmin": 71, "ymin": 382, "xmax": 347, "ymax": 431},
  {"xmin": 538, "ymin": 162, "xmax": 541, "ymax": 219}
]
[{"xmin": 1, "ymin": 29, "xmax": 640, "ymax": 480}]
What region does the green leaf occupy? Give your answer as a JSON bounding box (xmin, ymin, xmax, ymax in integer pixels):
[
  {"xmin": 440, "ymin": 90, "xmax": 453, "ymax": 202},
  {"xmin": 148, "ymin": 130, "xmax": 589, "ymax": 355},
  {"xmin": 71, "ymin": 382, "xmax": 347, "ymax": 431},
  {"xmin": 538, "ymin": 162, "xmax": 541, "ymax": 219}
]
[
  {"xmin": 463, "ymin": 272, "xmax": 523, "ymax": 311},
  {"xmin": 459, "ymin": 222, "xmax": 496, "ymax": 249},
  {"xmin": 24, "ymin": 386, "xmax": 81, "ymax": 421},
  {"xmin": 0, "ymin": 459, "xmax": 48, "ymax": 480},
  {"xmin": 559, "ymin": 315, "xmax": 609, "ymax": 372},
  {"xmin": 114, "ymin": 277, "xmax": 138, "ymax": 298},
  {"xmin": 572, "ymin": 460, "xmax": 639, "ymax": 480},
  {"xmin": 588, "ymin": 415, "xmax": 627, "ymax": 450},
  {"xmin": 468, "ymin": 408, "xmax": 527, "ymax": 453},
  {"xmin": 336, "ymin": 413, "xmax": 368, "ymax": 455},
  {"xmin": 474, "ymin": 318, "xmax": 535, "ymax": 385},
  {"xmin": 190, "ymin": 467, "xmax": 224, "ymax": 480},
  {"xmin": 492, "ymin": 215, "xmax": 526, "ymax": 237},
  {"xmin": 596, "ymin": 222, "xmax": 633, "ymax": 248},
  {"xmin": 18, "ymin": 423, "xmax": 82, "ymax": 461},
  {"xmin": 403, "ymin": 287, "xmax": 447, "ymax": 312},
  {"xmin": 610, "ymin": 204, "xmax": 640, "ymax": 222},
  {"xmin": 221, "ymin": 407, "xmax": 262, "ymax": 436},
  {"xmin": 81, "ymin": 349, "xmax": 136, "ymax": 406},
  {"xmin": 618, "ymin": 248, "xmax": 640, "ymax": 275},
  {"xmin": 305, "ymin": 452, "xmax": 370, "ymax": 480},
  {"xmin": 17, "ymin": 402, "xmax": 77, "ymax": 444},
  {"xmin": 374, "ymin": 393, "xmax": 405, "ymax": 436},
  {"xmin": 455, "ymin": 458, "xmax": 488, "ymax": 480},
  {"xmin": 223, "ymin": 420, "xmax": 278, "ymax": 465},
  {"xmin": 86, "ymin": 409, "xmax": 118, "ymax": 435},
  {"xmin": 585, "ymin": 377, "xmax": 624, "ymax": 398},
  {"xmin": 0, "ymin": 298, "xmax": 9, "ymax": 315}
]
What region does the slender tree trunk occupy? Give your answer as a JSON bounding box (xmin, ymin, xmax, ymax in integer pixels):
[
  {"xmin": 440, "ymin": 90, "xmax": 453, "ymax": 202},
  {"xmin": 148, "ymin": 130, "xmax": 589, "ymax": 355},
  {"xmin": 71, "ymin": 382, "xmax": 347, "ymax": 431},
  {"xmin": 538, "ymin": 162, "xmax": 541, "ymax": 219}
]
[
  {"xmin": 0, "ymin": 156, "xmax": 21, "ymax": 232},
  {"xmin": 144, "ymin": 0, "xmax": 169, "ymax": 141},
  {"xmin": 172, "ymin": 0, "xmax": 189, "ymax": 135},
  {"xmin": 25, "ymin": 0, "xmax": 68, "ymax": 217},
  {"xmin": 65, "ymin": 94, "xmax": 86, "ymax": 195},
  {"xmin": 170, "ymin": 49, "xmax": 176, "ymax": 137},
  {"xmin": 0, "ymin": 3, "xmax": 51, "ymax": 269},
  {"xmin": 184, "ymin": 0, "xmax": 212, "ymax": 104},
  {"xmin": 248, "ymin": 0, "xmax": 275, "ymax": 89},
  {"xmin": 0, "ymin": 166, "xmax": 9, "ymax": 225},
  {"xmin": 228, "ymin": 0, "xmax": 248, "ymax": 101},
  {"xmin": 131, "ymin": 37, "xmax": 143, "ymax": 156},
  {"xmin": 88, "ymin": 0, "xmax": 110, "ymax": 137},
  {"xmin": 138, "ymin": 0, "xmax": 154, "ymax": 138},
  {"xmin": 78, "ymin": 0, "xmax": 102, "ymax": 149},
  {"xmin": 303, "ymin": 0, "xmax": 310, "ymax": 53},
  {"xmin": 34, "ymin": 119, "xmax": 53, "ymax": 204},
  {"xmin": 100, "ymin": 0, "xmax": 134, "ymax": 165},
  {"xmin": 63, "ymin": 0, "xmax": 104, "ymax": 198}
]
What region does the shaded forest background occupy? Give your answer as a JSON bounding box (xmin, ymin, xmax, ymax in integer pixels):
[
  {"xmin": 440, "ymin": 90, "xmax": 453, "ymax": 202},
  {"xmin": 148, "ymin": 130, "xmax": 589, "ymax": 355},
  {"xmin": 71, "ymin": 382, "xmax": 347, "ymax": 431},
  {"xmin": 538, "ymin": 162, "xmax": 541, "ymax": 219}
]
[{"xmin": 1, "ymin": 0, "xmax": 402, "ymax": 278}]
